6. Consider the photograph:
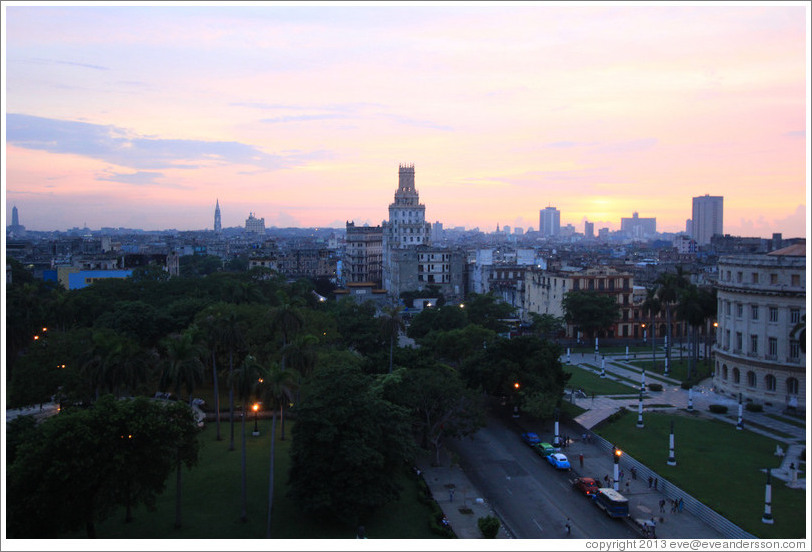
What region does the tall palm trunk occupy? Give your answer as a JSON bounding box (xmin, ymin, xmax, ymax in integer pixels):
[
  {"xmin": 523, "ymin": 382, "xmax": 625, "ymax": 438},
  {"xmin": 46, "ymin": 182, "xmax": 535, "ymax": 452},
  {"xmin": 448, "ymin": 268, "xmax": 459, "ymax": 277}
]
[
  {"xmin": 174, "ymin": 451, "xmax": 183, "ymax": 529},
  {"xmin": 229, "ymin": 349, "xmax": 235, "ymax": 452},
  {"xmin": 266, "ymin": 410, "xmax": 277, "ymax": 538},
  {"xmin": 240, "ymin": 402, "xmax": 248, "ymax": 522},
  {"xmin": 212, "ymin": 350, "xmax": 221, "ymax": 440},
  {"xmin": 280, "ymin": 403, "xmax": 286, "ymax": 441}
]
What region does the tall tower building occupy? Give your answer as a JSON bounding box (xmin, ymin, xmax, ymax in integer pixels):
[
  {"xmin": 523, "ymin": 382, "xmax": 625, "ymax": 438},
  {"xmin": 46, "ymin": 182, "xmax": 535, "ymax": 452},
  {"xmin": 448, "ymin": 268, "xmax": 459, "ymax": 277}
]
[
  {"xmin": 584, "ymin": 220, "xmax": 594, "ymax": 239},
  {"xmin": 12, "ymin": 205, "xmax": 20, "ymax": 227},
  {"xmin": 214, "ymin": 199, "xmax": 222, "ymax": 234},
  {"xmin": 692, "ymin": 195, "xmax": 723, "ymax": 246},
  {"xmin": 539, "ymin": 207, "xmax": 561, "ymax": 237},
  {"xmin": 384, "ymin": 164, "xmax": 431, "ymax": 248}
]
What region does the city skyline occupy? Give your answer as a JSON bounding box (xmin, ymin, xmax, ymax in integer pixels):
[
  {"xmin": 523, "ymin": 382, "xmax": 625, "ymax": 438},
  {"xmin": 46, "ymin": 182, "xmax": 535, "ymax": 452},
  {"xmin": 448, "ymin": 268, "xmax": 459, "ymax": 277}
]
[{"xmin": 3, "ymin": 2, "xmax": 809, "ymax": 237}]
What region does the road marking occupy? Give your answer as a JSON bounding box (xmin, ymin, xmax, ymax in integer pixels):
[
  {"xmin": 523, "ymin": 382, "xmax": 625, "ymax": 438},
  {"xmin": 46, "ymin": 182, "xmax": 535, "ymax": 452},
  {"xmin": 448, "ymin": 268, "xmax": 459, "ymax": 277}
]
[{"xmin": 532, "ymin": 518, "xmax": 543, "ymax": 532}]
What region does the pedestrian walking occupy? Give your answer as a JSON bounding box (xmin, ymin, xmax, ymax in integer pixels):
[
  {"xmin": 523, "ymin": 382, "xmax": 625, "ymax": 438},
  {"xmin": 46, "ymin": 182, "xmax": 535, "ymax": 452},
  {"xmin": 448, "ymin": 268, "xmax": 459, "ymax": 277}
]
[
  {"xmin": 604, "ymin": 474, "xmax": 611, "ymax": 486},
  {"xmin": 659, "ymin": 499, "xmax": 665, "ymax": 513},
  {"xmin": 619, "ymin": 470, "xmax": 624, "ymax": 483},
  {"xmin": 671, "ymin": 499, "xmax": 677, "ymax": 513},
  {"xmin": 625, "ymin": 481, "xmax": 630, "ymax": 494},
  {"xmin": 579, "ymin": 454, "xmax": 584, "ymax": 468},
  {"xmin": 631, "ymin": 467, "xmax": 637, "ymax": 480},
  {"xmin": 678, "ymin": 497, "xmax": 684, "ymax": 512},
  {"xmin": 648, "ymin": 476, "xmax": 653, "ymax": 488},
  {"xmin": 654, "ymin": 478, "xmax": 658, "ymax": 490},
  {"xmin": 449, "ymin": 488, "xmax": 455, "ymax": 502},
  {"xmin": 565, "ymin": 518, "xmax": 572, "ymax": 536},
  {"xmin": 582, "ymin": 432, "xmax": 587, "ymax": 442}
]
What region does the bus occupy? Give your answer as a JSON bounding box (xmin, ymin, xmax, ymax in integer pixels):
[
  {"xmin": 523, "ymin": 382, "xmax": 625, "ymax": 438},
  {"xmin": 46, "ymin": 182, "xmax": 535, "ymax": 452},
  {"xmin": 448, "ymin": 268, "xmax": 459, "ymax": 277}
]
[{"xmin": 592, "ymin": 488, "xmax": 630, "ymax": 518}]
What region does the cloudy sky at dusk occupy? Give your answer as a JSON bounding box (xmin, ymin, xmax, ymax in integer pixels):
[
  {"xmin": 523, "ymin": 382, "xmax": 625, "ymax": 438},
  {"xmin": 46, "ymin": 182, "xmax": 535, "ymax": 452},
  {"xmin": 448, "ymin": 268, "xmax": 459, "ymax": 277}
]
[{"xmin": 2, "ymin": 2, "xmax": 809, "ymax": 237}]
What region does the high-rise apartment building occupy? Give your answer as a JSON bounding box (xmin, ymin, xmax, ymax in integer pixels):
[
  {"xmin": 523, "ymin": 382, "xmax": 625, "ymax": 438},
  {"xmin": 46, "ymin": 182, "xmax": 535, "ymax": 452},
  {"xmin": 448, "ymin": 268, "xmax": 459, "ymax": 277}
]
[
  {"xmin": 584, "ymin": 221, "xmax": 594, "ymax": 239},
  {"xmin": 620, "ymin": 212, "xmax": 656, "ymax": 239},
  {"xmin": 345, "ymin": 221, "xmax": 383, "ymax": 286},
  {"xmin": 539, "ymin": 207, "xmax": 560, "ymax": 237},
  {"xmin": 692, "ymin": 195, "xmax": 723, "ymax": 246},
  {"xmin": 214, "ymin": 199, "xmax": 222, "ymax": 234}
]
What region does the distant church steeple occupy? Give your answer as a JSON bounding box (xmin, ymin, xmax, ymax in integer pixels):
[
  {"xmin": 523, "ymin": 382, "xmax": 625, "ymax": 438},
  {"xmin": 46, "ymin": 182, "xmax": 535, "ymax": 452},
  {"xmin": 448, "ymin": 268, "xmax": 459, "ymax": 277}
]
[{"xmin": 214, "ymin": 199, "xmax": 222, "ymax": 234}]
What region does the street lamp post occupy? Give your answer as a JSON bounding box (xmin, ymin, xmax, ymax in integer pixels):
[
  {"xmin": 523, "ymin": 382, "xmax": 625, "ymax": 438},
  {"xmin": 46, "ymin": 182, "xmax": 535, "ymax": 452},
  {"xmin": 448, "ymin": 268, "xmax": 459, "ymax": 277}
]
[
  {"xmin": 252, "ymin": 403, "xmax": 260, "ymax": 436},
  {"xmin": 667, "ymin": 420, "xmax": 676, "ymax": 466},
  {"xmin": 762, "ymin": 469, "xmax": 774, "ymax": 524},
  {"xmin": 554, "ymin": 407, "xmax": 560, "ymax": 447},
  {"xmin": 664, "ymin": 335, "xmax": 669, "ymax": 376},
  {"xmin": 600, "ymin": 356, "xmax": 606, "ymax": 378},
  {"xmin": 687, "ymin": 387, "xmax": 694, "ymax": 411},
  {"xmin": 613, "ymin": 447, "xmax": 622, "ymax": 491}
]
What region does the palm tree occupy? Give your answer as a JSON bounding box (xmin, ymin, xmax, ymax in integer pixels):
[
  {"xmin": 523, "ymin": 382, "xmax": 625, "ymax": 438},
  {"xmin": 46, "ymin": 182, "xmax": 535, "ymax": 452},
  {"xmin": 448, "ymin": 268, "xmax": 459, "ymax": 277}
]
[
  {"xmin": 655, "ymin": 268, "xmax": 688, "ymax": 372},
  {"xmin": 221, "ymin": 309, "xmax": 246, "ymax": 452},
  {"xmin": 280, "ymin": 333, "xmax": 318, "ymax": 434},
  {"xmin": 270, "ymin": 292, "xmax": 305, "ymax": 355},
  {"xmin": 232, "ymin": 354, "xmax": 259, "ymax": 523},
  {"xmin": 160, "ymin": 331, "xmax": 205, "ymax": 404},
  {"xmin": 641, "ymin": 286, "xmax": 661, "ymax": 371},
  {"xmin": 257, "ymin": 362, "xmax": 298, "ymax": 538},
  {"xmin": 676, "ymin": 284, "xmax": 715, "ymax": 381},
  {"xmin": 380, "ymin": 305, "xmax": 405, "ymax": 373},
  {"xmin": 199, "ymin": 311, "xmax": 225, "ymax": 440}
]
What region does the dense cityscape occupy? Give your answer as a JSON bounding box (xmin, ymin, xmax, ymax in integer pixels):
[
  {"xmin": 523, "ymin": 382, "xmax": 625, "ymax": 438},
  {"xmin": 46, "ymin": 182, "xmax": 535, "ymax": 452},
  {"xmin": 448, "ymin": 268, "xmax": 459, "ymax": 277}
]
[{"xmin": 3, "ymin": 2, "xmax": 808, "ymax": 549}]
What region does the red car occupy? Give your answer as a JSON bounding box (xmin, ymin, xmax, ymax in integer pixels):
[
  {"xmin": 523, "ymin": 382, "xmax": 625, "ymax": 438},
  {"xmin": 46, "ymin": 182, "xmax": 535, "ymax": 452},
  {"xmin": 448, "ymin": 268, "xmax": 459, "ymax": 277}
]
[{"xmin": 572, "ymin": 477, "xmax": 599, "ymax": 496}]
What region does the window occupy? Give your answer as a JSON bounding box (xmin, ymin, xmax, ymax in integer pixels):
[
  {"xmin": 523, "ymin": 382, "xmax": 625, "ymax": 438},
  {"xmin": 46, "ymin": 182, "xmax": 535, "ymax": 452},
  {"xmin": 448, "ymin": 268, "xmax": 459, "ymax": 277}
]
[
  {"xmin": 790, "ymin": 309, "xmax": 800, "ymax": 324},
  {"xmin": 747, "ymin": 371, "xmax": 756, "ymax": 388},
  {"xmin": 790, "ymin": 340, "xmax": 800, "ymax": 359},
  {"xmin": 791, "ymin": 274, "xmax": 800, "ymax": 286},
  {"xmin": 733, "ymin": 368, "xmax": 740, "ymax": 383},
  {"xmin": 736, "ymin": 304, "xmax": 743, "ymax": 318},
  {"xmin": 736, "ymin": 332, "xmax": 742, "ymax": 351},
  {"xmin": 769, "ymin": 307, "xmax": 778, "ymax": 322},
  {"xmin": 752, "ymin": 273, "xmax": 759, "ymax": 284},
  {"xmin": 770, "ymin": 273, "xmax": 778, "ymax": 285},
  {"xmin": 737, "ymin": 272, "xmax": 743, "ymax": 283},
  {"xmin": 787, "ymin": 377, "xmax": 799, "ymax": 395},
  {"xmin": 750, "ymin": 335, "xmax": 758, "ymax": 354},
  {"xmin": 724, "ymin": 301, "xmax": 730, "ymax": 316},
  {"xmin": 765, "ymin": 375, "xmax": 776, "ymax": 392},
  {"xmin": 768, "ymin": 338, "xmax": 777, "ymax": 357},
  {"xmin": 751, "ymin": 305, "xmax": 759, "ymax": 320},
  {"xmin": 722, "ymin": 365, "xmax": 728, "ymax": 380},
  {"xmin": 725, "ymin": 330, "xmax": 730, "ymax": 349}
]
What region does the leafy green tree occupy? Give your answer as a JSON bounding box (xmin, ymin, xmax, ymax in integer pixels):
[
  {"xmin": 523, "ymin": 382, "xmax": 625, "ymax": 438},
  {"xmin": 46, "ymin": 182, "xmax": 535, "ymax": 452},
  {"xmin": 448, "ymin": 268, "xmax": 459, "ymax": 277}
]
[
  {"xmin": 562, "ymin": 290, "xmax": 620, "ymax": 339},
  {"xmin": 288, "ymin": 363, "xmax": 414, "ymax": 525},
  {"xmin": 382, "ymin": 365, "xmax": 483, "ymax": 465},
  {"xmin": 528, "ymin": 312, "xmax": 565, "ymax": 339},
  {"xmin": 326, "ymin": 298, "xmax": 382, "ymax": 356},
  {"xmin": 379, "ymin": 305, "xmax": 405, "ymax": 373},
  {"xmin": 6, "ymin": 396, "xmax": 199, "ymax": 538},
  {"xmin": 464, "ymin": 293, "xmax": 516, "ymax": 333},
  {"xmin": 130, "ymin": 264, "xmax": 171, "ymax": 282},
  {"xmin": 406, "ymin": 304, "xmax": 467, "ymax": 340},
  {"xmin": 420, "ymin": 324, "xmax": 497, "ymax": 368},
  {"xmin": 160, "ymin": 330, "xmax": 205, "ymax": 404}
]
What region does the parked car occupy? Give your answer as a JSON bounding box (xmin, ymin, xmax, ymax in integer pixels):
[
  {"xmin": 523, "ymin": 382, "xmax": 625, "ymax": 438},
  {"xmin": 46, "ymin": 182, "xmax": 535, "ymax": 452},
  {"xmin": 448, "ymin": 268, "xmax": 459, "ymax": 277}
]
[
  {"xmin": 520, "ymin": 432, "xmax": 541, "ymax": 446},
  {"xmin": 547, "ymin": 452, "xmax": 571, "ymax": 470},
  {"xmin": 572, "ymin": 477, "xmax": 599, "ymax": 496},
  {"xmin": 534, "ymin": 442, "xmax": 556, "ymax": 457}
]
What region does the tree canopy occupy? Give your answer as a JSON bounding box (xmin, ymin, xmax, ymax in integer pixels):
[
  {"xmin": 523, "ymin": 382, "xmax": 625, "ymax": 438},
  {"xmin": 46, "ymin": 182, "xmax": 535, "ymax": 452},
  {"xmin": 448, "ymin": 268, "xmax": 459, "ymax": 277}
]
[{"xmin": 562, "ymin": 290, "xmax": 620, "ymax": 338}]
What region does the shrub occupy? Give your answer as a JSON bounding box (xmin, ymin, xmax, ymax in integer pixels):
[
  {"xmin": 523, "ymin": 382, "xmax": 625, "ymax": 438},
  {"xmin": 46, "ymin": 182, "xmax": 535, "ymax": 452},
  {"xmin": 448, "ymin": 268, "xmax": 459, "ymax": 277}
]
[
  {"xmin": 745, "ymin": 403, "xmax": 763, "ymax": 412},
  {"xmin": 478, "ymin": 515, "xmax": 501, "ymax": 538},
  {"xmin": 647, "ymin": 383, "xmax": 663, "ymax": 392},
  {"xmin": 708, "ymin": 404, "xmax": 728, "ymax": 414}
]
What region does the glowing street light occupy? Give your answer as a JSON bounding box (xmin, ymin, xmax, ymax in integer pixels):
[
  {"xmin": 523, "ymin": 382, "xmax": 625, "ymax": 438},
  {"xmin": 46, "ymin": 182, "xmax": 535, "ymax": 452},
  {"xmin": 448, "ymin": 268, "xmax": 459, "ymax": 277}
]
[{"xmin": 252, "ymin": 403, "xmax": 260, "ymax": 436}]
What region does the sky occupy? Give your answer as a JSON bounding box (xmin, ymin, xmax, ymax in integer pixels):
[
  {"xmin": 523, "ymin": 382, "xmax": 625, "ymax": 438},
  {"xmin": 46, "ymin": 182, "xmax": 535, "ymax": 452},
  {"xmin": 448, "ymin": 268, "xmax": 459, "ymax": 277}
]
[{"xmin": 2, "ymin": 1, "xmax": 809, "ymax": 237}]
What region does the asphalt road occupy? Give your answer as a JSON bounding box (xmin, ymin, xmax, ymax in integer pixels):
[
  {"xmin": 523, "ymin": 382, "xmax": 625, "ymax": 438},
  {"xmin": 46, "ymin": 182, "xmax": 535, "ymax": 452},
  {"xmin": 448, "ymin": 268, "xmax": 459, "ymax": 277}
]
[{"xmin": 447, "ymin": 413, "xmax": 638, "ymax": 540}]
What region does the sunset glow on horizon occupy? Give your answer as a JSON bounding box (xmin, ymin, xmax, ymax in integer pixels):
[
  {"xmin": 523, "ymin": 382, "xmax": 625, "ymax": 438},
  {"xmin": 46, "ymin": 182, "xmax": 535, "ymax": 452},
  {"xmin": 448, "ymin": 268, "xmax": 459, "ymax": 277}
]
[{"xmin": 2, "ymin": 2, "xmax": 808, "ymax": 237}]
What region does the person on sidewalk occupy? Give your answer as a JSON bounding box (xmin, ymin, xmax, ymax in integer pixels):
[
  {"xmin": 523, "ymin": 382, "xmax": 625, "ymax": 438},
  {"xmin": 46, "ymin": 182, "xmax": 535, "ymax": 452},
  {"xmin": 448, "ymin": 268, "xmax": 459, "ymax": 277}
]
[
  {"xmin": 565, "ymin": 518, "xmax": 572, "ymax": 536},
  {"xmin": 659, "ymin": 499, "xmax": 666, "ymax": 513},
  {"xmin": 449, "ymin": 488, "xmax": 455, "ymax": 502}
]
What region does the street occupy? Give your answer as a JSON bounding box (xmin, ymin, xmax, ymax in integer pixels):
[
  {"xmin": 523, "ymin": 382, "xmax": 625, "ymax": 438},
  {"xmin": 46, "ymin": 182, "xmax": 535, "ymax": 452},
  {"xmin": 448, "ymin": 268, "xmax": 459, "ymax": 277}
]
[{"xmin": 447, "ymin": 413, "xmax": 638, "ymax": 539}]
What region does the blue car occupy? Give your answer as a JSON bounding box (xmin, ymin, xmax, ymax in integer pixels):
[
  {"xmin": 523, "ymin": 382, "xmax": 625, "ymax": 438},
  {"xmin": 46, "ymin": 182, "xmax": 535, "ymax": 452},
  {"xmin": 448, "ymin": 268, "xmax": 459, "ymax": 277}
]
[
  {"xmin": 547, "ymin": 452, "xmax": 571, "ymax": 470},
  {"xmin": 520, "ymin": 432, "xmax": 541, "ymax": 446}
]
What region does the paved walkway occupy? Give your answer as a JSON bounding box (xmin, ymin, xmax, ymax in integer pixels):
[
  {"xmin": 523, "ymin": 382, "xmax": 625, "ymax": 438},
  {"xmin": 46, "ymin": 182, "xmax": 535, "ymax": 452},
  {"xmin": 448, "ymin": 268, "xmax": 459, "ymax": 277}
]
[{"xmin": 564, "ymin": 351, "xmax": 806, "ymax": 489}]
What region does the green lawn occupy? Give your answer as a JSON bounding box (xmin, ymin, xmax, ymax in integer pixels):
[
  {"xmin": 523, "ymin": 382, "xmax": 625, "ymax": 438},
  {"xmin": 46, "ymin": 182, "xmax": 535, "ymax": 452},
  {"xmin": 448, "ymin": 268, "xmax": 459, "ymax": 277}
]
[
  {"xmin": 627, "ymin": 357, "xmax": 712, "ymax": 383},
  {"xmin": 596, "ymin": 411, "xmax": 806, "ymax": 539},
  {"xmin": 564, "ymin": 365, "xmax": 638, "ymax": 396},
  {"xmin": 68, "ymin": 420, "xmax": 438, "ymax": 539}
]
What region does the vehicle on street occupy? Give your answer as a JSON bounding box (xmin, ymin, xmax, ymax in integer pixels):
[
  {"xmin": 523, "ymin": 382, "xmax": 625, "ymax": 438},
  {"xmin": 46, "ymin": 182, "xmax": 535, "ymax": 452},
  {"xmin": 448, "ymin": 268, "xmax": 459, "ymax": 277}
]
[
  {"xmin": 571, "ymin": 477, "xmax": 599, "ymax": 496},
  {"xmin": 547, "ymin": 452, "xmax": 571, "ymax": 470},
  {"xmin": 592, "ymin": 488, "xmax": 630, "ymax": 518},
  {"xmin": 534, "ymin": 442, "xmax": 556, "ymax": 457},
  {"xmin": 520, "ymin": 432, "xmax": 541, "ymax": 446}
]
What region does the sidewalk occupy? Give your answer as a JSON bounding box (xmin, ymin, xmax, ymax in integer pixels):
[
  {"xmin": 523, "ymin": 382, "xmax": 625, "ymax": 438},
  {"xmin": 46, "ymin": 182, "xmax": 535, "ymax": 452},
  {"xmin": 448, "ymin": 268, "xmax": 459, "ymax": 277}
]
[{"xmin": 416, "ymin": 449, "xmax": 511, "ymax": 539}]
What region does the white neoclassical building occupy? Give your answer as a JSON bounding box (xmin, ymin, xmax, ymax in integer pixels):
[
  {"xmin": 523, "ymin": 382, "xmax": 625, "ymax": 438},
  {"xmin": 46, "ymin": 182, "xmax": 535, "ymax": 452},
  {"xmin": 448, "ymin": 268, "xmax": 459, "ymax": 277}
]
[{"xmin": 713, "ymin": 243, "xmax": 806, "ymax": 412}]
